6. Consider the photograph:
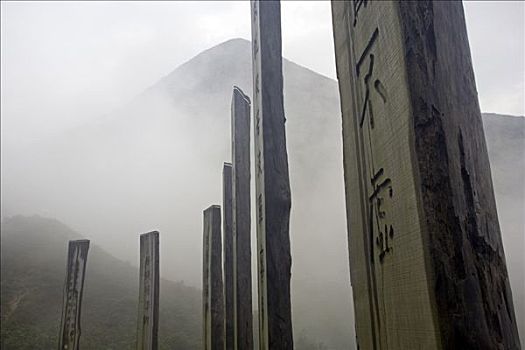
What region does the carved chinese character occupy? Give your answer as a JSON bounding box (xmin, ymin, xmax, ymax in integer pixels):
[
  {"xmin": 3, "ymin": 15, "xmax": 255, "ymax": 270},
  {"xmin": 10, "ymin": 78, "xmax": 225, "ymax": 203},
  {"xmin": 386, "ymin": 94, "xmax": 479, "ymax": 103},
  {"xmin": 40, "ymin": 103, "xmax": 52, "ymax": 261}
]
[
  {"xmin": 369, "ymin": 168, "xmax": 394, "ymax": 263},
  {"xmin": 353, "ymin": 0, "xmax": 368, "ymax": 26}
]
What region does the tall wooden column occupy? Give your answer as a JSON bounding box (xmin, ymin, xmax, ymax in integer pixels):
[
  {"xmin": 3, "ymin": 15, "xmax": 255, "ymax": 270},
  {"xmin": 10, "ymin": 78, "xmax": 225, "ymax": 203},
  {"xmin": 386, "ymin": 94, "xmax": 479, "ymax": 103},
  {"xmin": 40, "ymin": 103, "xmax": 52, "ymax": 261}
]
[
  {"xmin": 136, "ymin": 231, "xmax": 159, "ymax": 350},
  {"xmin": 222, "ymin": 163, "xmax": 235, "ymax": 350},
  {"xmin": 251, "ymin": 1, "xmax": 293, "ymax": 348},
  {"xmin": 231, "ymin": 86, "xmax": 253, "ymax": 350},
  {"xmin": 203, "ymin": 205, "xmax": 225, "ymax": 350},
  {"xmin": 59, "ymin": 239, "xmax": 90, "ymax": 350},
  {"xmin": 332, "ymin": 1, "xmax": 520, "ymax": 349}
]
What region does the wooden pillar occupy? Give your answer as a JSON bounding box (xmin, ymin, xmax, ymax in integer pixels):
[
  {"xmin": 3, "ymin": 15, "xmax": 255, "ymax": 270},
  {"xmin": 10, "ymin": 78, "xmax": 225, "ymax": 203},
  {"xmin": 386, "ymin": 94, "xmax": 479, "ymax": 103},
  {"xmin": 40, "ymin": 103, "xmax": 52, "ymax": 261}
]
[
  {"xmin": 250, "ymin": 1, "xmax": 293, "ymax": 348},
  {"xmin": 59, "ymin": 239, "xmax": 90, "ymax": 350},
  {"xmin": 332, "ymin": 1, "xmax": 520, "ymax": 349},
  {"xmin": 231, "ymin": 86, "xmax": 253, "ymax": 350},
  {"xmin": 136, "ymin": 231, "xmax": 159, "ymax": 350},
  {"xmin": 223, "ymin": 163, "xmax": 235, "ymax": 350},
  {"xmin": 203, "ymin": 205, "xmax": 225, "ymax": 350}
]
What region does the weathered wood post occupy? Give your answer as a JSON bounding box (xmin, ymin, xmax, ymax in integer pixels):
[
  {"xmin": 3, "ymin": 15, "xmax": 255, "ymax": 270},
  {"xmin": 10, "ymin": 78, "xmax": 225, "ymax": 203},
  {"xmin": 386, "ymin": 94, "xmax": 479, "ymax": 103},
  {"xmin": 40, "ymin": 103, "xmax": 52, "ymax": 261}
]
[
  {"xmin": 250, "ymin": 1, "xmax": 294, "ymax": 348},
  {"xmin": 231, "ymin": 86, "xmax": 253, "ymax": 350},
  {"xmin": 222, "ymin": 163, "xmax": 235, "ymax": 350},
  {"xmin": 59, "ymin": 239, "xmax": 90, "ymax": 350},
  {"xmin": 332, "ymin": 1, "xmax": 520, "ymax": 349},
  {"xmin": 203, "ymin": 205, "xmax": 225, "ymax": 350},
  {"xmin": 136, "ymin": 231, "xmax": 159, "ymax": 350}
]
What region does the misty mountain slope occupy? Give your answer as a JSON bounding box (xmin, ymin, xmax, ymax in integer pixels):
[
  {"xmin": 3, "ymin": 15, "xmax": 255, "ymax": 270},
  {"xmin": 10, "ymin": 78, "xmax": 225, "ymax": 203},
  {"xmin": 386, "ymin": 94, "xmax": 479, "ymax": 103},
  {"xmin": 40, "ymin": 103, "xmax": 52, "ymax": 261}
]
[
  {"xmin": 1, "ymin": 38, "xmax": 524, "ymax": 347},
  {"xmin": 481, "ymin": 113, "xmax": 525, "ymax": 338},
  {"xmin": 1, "ymin": 38, "xmax": 352, "ymax": 348},
  {"xmin": 0, "ymin": 215, "xmax": 202, "ymax": 349}
]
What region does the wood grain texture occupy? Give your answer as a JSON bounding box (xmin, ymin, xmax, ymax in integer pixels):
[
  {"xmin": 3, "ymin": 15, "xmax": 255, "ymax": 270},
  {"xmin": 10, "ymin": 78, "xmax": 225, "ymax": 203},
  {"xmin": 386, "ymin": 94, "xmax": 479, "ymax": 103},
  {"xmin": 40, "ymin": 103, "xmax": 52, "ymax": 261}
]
[
  {"xmin": 231, "ymin": 86, "xmax": 254, "ymax": 350},
  {"xmin": 136, "ymin": 231, "xmax": 159, "ymax": 350},
  {"xmin": 332, "ymin": 1, "xmax": 520, "ymax": 349},
  {"xmin": 203, "ymin": 205, "xmax": 225, "ymax": 350},
  {"xmin": 223, "ymin": 163, "xmax": 235, "ymax": 350},
  {"xmin": 59, "ymin": 239, "xmax": 90, "ymax": 350},
  {"xmin": 399, "ymin": 2, "xmax": 521, "ymax": 348},
  {"xmin": 251, "ymin": 1, "xmax": 293, "ymax": 349}
]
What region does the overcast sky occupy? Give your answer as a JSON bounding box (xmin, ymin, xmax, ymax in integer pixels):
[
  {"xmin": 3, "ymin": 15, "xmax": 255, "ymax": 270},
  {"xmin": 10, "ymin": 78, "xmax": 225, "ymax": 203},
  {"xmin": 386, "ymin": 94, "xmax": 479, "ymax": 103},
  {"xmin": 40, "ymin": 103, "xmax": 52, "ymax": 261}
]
[{"xmin": 1, "ymin": 1, "xmax": 524, "ymax": 144}]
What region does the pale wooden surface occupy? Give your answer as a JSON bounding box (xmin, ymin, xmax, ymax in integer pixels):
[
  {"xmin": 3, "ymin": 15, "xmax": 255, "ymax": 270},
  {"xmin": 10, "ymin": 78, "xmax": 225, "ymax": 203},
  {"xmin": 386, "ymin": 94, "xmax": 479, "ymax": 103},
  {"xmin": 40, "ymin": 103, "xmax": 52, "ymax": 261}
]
[
  {"xmin": 59, "ymin": 239, "xmax": 90, "ymax": 350},
  {"xmin": 332, "ymin": 1, "xmax": 520, "ymax": 348},
  {"xmin": 136, "ymin": 231, "xmax": 159, "ymax": 350}
]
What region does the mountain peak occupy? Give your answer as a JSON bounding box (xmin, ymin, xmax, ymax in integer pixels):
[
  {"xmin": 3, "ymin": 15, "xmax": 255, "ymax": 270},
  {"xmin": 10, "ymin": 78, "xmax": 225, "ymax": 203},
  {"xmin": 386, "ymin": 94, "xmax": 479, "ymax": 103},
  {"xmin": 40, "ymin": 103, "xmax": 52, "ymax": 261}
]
[
  {"xmin": 188, "ymin": 38, "xmax": 251, "ymax": 65},
  {"xmin": 147, "ymin": 36, "xmax": 337, "ymax": 110},
  {"xmin": 213, "ymin": 37, "xmax": 250, "ymax": 48}
]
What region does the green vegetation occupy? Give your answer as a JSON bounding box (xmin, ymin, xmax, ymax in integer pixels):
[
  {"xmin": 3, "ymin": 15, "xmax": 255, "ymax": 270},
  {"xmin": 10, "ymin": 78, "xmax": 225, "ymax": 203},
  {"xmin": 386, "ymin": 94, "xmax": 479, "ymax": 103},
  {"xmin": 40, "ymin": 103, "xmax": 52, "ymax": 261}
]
[
  {"xmin": 0, "ymin": 215, "xmax": 328, "ymax": 349},
  {"xmin": 0, "ymin": 215, "xmax": 201, "ymax": 349}
]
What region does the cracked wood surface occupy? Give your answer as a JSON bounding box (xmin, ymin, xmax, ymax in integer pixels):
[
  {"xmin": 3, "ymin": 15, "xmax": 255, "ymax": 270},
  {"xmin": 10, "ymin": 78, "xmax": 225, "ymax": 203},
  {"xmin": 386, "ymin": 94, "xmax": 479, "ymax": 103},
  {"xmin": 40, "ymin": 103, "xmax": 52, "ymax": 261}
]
[
  {"xmin": 231, "ymin": 87, "xmax": 254, "ymax": 350},
  {"xmin": 332, "ymin": 1, "xmax": 520, "ymax": 349},
  {"xmin": 251, "ymin": 1, "xmax": 293, "ymax": 349}
]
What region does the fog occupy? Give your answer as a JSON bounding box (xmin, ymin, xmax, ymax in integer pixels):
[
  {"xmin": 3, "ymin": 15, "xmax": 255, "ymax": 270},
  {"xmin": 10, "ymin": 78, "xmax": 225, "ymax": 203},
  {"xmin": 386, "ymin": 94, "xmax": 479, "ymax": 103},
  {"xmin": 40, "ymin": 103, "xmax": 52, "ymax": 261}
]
[
  {"xmin": 1, "ymin": 37, "xmax": 354, "ymax": 345},
  {"xmin": 1, "ymin": 1, "xmax": 524, "ymax": 348}
]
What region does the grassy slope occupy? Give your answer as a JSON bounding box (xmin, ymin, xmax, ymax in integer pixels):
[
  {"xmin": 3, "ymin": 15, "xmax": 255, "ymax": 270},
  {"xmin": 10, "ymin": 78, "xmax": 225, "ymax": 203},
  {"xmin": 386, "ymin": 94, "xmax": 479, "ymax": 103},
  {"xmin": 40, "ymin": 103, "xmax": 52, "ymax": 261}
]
[{"xmin": 0, "ymin": 215, "xmax": 202, "ymax": 349}]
